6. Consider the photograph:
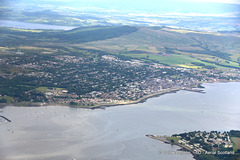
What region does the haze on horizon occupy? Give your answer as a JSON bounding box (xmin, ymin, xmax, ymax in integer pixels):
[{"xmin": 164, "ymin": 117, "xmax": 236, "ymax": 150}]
[{"xmin": 4, "ymin": 0, "xmax": 240, "ymax": 15}]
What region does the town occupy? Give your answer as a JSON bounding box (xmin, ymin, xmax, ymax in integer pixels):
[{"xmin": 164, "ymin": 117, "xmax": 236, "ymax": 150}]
[{"xmin": 0, "ymin": 51, "xmax": 240, "ymax": 107}]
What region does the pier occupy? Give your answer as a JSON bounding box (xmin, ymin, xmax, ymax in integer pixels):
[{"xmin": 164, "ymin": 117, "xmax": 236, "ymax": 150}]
[{"xmin": 0, "ymin": 116, "xmax": 11, "ymax": 122}]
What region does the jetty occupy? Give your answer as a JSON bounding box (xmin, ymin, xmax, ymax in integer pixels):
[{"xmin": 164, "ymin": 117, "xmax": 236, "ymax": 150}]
[
  {"xmin": 182, "ymin": 88, "xmax": 206, "ymax": 93},
  {"xmin": 0, "ymin": 116, "xmax": 11, "ymax": 122}
]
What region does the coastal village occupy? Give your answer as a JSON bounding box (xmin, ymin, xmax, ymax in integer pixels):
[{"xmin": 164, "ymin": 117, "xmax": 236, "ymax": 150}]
[
  {"xmin": 147, "ymin": 130, "xmax": 240, "ymax": 159},
  {"xmin": 1, "ymin": 54, "xmax": 240, "ymax": 107},
  {"xmin": 175, "ymin": 131, "xmax": 234, "ymax": 152}
]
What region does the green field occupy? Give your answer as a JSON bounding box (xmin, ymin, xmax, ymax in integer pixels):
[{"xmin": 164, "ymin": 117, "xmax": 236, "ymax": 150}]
[
  {"xmin": 1, "ymin": 25, "xmax": 240, "ymax": 70},
  {"xmin": 232, "ymin": 137, "xmax": 240, "ymax": 151},
  {"xmin": 166, "ymin": 136, "xmax": 181, "ymax": 143},
  {"xmin": 73, "ymin": 26, "xmax": 240, "ymax": 70},
  {"xmin": 124, "ymin": 53, "xmax": 198, "ymax": 65},
  {"xmin": 35, "ymin": 87, "xmax": 65, "ymax": 92},
  {"xmin": 122, "ymin": 53, "xmax": 220, "ymax": 69}
]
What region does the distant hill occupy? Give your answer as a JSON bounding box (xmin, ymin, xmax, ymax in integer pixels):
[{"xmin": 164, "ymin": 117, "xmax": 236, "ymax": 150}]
[
  {"xmin": 75, "ymin": 26, "xmax": 240, "ymax": 69},
  {"xmin": 0, "ymin": 25, "xmax": 239, "ymax": 69},
  {"xmin": 2, "ymin": 1, "xmax": 240, "ymax": 31},
  {"xmin": 51, "ymin": 26, "xmax": 139, "ymax": 43},
  {"xmin": 0, "ymin": 25, "xmax": 138, "ymax": 46}
]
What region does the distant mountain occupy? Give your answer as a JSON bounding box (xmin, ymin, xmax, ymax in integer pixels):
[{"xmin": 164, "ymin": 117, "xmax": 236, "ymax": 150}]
[
  {"xmin": 2, "ymin": 0, "xmax": 240, "ymax": 31},
  {"xmin": 52, "ymin": 26, "xmax": 139, "ymax": 43}
]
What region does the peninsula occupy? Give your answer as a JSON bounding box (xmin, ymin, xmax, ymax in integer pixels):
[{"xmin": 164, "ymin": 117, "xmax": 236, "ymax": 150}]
[{"xmin": 147, "ymin": 130, "xmax": 240, "ymax": 160}]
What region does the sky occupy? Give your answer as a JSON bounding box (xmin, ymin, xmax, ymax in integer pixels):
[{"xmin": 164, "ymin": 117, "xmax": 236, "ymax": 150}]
[
  {"xmin": 3, "ymin": 0, "xmax": 240, "ymax": 15},
  {"xmin": 182, "ymin": 0, "xmax": 240, "ymax": 4},
  {"xmin": 39, "ymin": 0, "xmax": 240, "ymax": 5}
]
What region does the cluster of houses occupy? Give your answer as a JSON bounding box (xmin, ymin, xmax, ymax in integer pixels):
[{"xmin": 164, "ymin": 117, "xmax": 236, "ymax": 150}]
[
  {"xmin": 176, "ymin": 131, "xmax": 234, "ymax": 153},
  {"xmin": 30, "ymin": 55, "xmax": 240, "ymax": 106},
  {"xmin": 1, "ymin": 53, "xmax": 240, "ymax": 106}
]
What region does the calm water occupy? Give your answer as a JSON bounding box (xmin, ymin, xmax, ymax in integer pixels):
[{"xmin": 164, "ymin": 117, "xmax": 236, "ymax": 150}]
[
  {"xmin": 0, "ymin": 82, "xmax": 240, "ymax": 160},
  {"xmin": 0, "ymin": 20, "xmax": 76, "ymax": 30}
]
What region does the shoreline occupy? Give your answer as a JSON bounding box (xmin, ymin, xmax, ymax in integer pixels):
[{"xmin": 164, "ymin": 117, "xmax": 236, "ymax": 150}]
[
  {"xmin": 0, "ymin": 88, "xmax": 185, "ymax": 109},
  {"xmin": 146, "ymin": 135, "xmax": 198, "ymax": 159},
  {"xmin": 0, "ymin": 81, "xmax": 238, "ymax": 109},
  {"xmin": 91, "ymin": 88, "xmax": 181, "ymax": 109}
]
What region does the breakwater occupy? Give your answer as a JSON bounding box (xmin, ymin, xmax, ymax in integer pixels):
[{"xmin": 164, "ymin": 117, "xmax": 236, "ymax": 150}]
[{"xmin": 0, "ymin": 115, "xmax": 11, "ymax": 122}]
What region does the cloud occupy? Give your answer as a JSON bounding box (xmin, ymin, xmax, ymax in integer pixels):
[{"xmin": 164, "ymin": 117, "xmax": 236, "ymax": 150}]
[
  {"xmin": 48, "ymin": 0, "xmax": 240, "ymax": 4},
  {"xmin": 128, "ymin": 12, "xmax": 239, "ymax": 18},
  {"xmin": 0, "ymin": 0, "xmax": 9, "ymax": 7},
  {"xmin": 162, "ymin": 12, "xmax": 239, "ymax": 17}
]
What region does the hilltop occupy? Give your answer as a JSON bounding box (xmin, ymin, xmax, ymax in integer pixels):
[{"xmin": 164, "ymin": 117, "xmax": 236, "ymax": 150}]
[{"xmin": 75, "ymin": 26, "xmax": 240, "ymax": 69}]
